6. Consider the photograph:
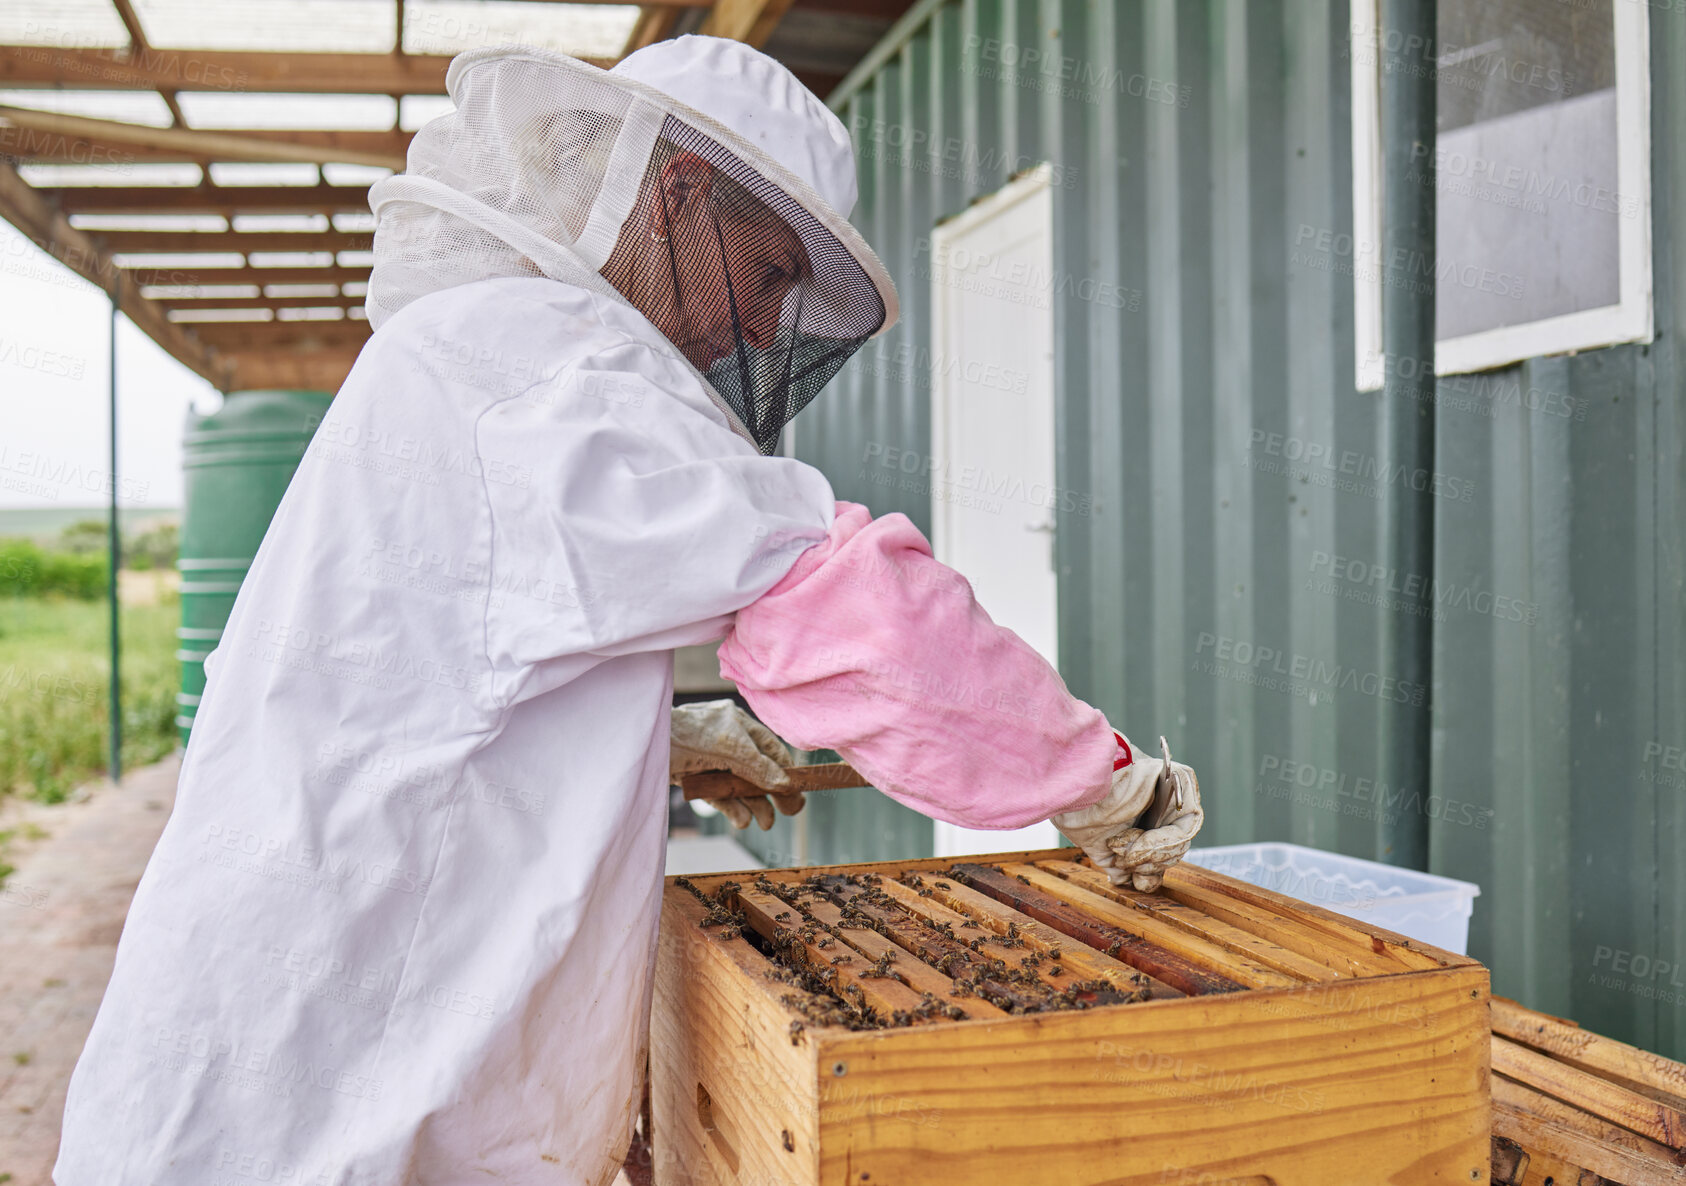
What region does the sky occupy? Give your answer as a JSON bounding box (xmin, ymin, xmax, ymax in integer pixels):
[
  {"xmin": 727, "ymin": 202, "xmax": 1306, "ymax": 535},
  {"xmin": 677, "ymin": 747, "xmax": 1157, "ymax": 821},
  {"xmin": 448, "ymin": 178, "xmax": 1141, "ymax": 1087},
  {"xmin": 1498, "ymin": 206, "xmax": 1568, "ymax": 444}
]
[{"xmin": 0, "ymin": 220, "xmax": 219, "ymax": 510}]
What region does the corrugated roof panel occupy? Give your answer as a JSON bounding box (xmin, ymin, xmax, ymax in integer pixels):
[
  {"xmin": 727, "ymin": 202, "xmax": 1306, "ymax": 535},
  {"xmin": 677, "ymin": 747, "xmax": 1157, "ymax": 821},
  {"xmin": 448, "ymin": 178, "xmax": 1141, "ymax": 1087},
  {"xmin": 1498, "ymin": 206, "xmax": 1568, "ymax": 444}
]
[
  {"xmin": 131, "ymin": 0, "xmax": 395, "ymax": 52},
  {"xmin": 0, "ymin": 90, "xmax": 173, "ymax": 128},
  {"xmin": 402, "ymin": 1, "xmax": 639, "ymax": 58}
]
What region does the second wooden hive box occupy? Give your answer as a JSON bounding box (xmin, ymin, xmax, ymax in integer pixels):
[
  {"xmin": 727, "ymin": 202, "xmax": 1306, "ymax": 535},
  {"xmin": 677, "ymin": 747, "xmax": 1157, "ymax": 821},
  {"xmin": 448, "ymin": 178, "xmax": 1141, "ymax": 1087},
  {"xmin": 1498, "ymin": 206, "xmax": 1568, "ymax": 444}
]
[{"xmin": 652, "ymin": 845, "xmax": 1491, "ymax": 1186}]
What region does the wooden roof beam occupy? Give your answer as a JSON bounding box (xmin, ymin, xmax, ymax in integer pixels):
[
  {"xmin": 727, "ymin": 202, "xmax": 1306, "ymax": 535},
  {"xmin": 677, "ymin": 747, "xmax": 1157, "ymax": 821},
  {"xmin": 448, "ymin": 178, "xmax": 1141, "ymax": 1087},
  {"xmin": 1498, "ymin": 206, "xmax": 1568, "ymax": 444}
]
[
  {"xmin": 457, "ymin": 0, "xmax": 710, "ymax": 4},
  {"xmin": 186, "ymin": 320, "xmax": 371, "ymax": 352},
  {"xmin": 106, "ymin": 0, "xmax": 187, "ymax": 127},
  {"xmin": 212, "ymin": 347, "xmax": 364, "ymax": 393},
  {"xmin": 159, "ymin": 294, "xmax": 365, "ymax": 311},
  {"xmin": 0, "ymin": 44, "xmax": 620, "ymax": 93},
  {"xmin": 0, "ymin": 45, "xmax": 451, "ymax": 94},
  {"xmin": 0, "ymin": 158, "xmax": 230, "ymax": 388},
  {"xmin": 48, "ymin": 184, "xmax": 373, "ymax": 215},
  {"xmin": 0, "ymin": 107, "xmax": 406, "ymax": 169},
  {"xmin": 626, "ymin": 6, "xmax": 683, "ymax": 52},
  {"xmin": 108, "ymin": 0, "xmax": 148, "ymax": 50},
  {"xmin": 700, "ymin": 0, "xmax": 798, "ymax": 47},
  {"xmin": 0, "ymin": 125, "xmax": 411, "ymax": 166},
  {"xmin": 125, "ymin": 264, "xmax": 370, "ymax": 286},
  {"xmin": 96, "ymin": 229, "xmax": 370, "ymax": 253}
]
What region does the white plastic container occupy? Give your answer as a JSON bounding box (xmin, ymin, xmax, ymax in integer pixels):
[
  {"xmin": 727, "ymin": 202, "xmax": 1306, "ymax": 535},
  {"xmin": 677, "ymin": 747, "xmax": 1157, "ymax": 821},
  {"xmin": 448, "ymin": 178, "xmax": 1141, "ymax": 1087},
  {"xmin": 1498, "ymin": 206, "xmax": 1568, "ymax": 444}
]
[{"xmin": 1181, "ymin": 842, "xmax": 1481, "ymax": 955}]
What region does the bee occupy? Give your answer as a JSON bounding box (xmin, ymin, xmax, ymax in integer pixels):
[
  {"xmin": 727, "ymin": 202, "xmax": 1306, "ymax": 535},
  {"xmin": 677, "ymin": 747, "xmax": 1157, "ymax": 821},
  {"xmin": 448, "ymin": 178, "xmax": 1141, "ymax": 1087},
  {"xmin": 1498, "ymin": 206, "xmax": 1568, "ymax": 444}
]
[
  {"xmin": 1014, "ymin": 873, "xmax": 1032, "ymax": 886},
  {"xmin": 860, "ymin": 951, "xmax": 899, "ymax": 980}
]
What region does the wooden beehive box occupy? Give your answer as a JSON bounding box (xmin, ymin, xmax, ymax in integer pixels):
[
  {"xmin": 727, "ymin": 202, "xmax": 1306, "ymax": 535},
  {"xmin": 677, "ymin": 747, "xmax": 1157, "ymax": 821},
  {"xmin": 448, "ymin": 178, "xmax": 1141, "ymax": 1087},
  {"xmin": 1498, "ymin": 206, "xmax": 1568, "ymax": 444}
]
[
  {"xmin": 1488, "ymin": 997, "xmax": 1686, "ymax": 1185},
  {"xmin": 651, "ymin": 846, "xmax": 1490, "ymax": 1186}
]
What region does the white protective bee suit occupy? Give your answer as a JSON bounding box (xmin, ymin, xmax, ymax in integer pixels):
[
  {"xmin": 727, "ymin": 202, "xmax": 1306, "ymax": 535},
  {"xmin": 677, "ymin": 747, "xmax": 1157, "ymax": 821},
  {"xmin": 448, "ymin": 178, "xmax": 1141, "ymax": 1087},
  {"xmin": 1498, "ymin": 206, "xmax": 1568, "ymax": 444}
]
[
  {"xmin": 55, "ymin": 35, "xmax": 1201, "ymax": 1186},
  {"xmin": 55, "ymin": 38, "xmax": 893, "ymax": 1186}
]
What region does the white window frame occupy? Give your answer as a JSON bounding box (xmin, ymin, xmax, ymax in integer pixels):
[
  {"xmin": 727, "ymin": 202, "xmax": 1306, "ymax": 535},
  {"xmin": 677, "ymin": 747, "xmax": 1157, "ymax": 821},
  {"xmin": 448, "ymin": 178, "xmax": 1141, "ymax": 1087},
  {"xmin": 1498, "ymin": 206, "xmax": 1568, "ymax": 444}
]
[
  {"xmin": 1351, "ymin": 0, "xmax": 1387, "ymax": 391},
  {"xmin": 1350, "ymin": 0, "xmax": 1652, "ymax": 388}
]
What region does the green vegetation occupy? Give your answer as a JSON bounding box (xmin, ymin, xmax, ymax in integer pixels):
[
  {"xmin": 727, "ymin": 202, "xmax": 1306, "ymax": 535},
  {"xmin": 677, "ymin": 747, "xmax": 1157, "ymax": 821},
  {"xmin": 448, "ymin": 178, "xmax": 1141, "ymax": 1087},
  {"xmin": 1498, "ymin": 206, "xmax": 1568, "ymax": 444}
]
[
  {"xmin": 0, "ymin": 538, "xmax": 107, "ymax": 599},
  {"xmin": 126, "ymin": 521, "xmax": 180, "ymax": 571},
  {"xmin": 0, "ymin": 517, "xmax": 180, "ymax": 597},
  {"xmin": 0, "ymin": 595, "xmax": 179, "ymax": 805},
  {"xmin": 54, "ymin": 517, "xmax": 112, "ymax": 555},
  {"xmin": 0, "ymin": 516, "xmax": 182, "ymax": 887}
]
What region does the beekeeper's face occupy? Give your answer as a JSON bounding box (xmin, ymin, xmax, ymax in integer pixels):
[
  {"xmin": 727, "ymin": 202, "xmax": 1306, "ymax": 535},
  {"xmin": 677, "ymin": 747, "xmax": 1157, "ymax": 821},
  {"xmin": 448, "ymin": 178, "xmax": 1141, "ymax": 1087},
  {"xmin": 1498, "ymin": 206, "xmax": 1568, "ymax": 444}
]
[{"xmin": 611, "ymin": 151, "xmax": 809, "ymax": 372}]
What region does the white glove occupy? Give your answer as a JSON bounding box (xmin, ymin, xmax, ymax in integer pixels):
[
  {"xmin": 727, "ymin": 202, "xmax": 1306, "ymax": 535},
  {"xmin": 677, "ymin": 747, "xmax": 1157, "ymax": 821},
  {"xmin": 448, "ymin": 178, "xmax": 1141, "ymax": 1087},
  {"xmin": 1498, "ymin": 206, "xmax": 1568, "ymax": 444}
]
[
  {"xmin": 1051, "ymin": 731, "xmax": 1203, "ymax": 891},
  {"xmin": 669, "ymin": 700, "xmax": 805, "ymax": 830}
]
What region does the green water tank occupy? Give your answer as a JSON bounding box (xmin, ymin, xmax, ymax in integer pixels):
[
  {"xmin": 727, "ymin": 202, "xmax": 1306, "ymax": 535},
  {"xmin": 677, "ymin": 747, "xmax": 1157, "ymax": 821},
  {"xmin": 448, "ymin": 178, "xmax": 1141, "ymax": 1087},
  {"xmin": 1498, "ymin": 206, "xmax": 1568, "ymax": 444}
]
[{"xmin": 177, "ymin": 389, "xmax": 333, "ymax": 745}]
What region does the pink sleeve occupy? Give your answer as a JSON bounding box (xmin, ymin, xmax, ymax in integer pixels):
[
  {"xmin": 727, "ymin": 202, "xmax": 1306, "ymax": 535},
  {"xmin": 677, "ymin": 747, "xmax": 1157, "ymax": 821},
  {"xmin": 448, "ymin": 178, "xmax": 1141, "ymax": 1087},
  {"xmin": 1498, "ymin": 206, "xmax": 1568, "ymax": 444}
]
[{"xmin": 716, "ymin": 501, "xmax": 1116, "ymax": 829}]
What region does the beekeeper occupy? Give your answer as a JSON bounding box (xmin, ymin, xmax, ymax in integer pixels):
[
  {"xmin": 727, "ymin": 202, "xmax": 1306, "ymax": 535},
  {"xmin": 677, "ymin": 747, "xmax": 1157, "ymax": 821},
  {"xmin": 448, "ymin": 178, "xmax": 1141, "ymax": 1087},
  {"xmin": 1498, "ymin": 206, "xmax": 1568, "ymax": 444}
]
[{"xmin": 56, "ymin": 36, "xmax": 1201, "ymax": 1186}]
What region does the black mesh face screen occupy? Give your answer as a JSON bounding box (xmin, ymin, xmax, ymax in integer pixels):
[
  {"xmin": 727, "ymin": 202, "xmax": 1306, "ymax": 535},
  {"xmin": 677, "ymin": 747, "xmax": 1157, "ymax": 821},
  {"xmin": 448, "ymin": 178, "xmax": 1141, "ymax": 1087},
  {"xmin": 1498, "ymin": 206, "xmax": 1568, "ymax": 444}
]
[{"xmin": 603, "ymin": 118, "xmax": 885, "ymax": 454}]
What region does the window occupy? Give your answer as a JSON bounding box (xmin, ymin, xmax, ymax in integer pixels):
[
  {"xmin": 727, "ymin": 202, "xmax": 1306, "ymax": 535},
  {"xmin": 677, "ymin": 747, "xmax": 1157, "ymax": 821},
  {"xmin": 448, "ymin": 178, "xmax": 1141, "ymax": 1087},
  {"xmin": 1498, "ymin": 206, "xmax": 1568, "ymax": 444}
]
[{"xmin": 1350, "ymin": 0, "xmax": 1650, "ymax": 386}]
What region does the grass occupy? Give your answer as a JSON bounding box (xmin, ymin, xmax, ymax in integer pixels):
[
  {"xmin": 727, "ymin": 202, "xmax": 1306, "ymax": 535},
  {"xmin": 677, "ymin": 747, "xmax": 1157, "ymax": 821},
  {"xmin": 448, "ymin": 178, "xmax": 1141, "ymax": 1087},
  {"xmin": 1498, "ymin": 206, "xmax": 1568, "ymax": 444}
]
[{"xmin": 0, "ymin": 594, "xmax": 179, "ymax": 806}]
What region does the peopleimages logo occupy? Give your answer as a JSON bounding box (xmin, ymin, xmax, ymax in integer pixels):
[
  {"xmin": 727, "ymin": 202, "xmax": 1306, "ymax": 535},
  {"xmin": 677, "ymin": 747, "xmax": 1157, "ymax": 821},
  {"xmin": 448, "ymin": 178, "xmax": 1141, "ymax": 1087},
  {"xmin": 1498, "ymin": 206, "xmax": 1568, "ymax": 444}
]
[
  {"xmin": 857, "ymin": 118, "xmax": 1080, "ymax": 189},
  {"xmin": 1290, "ymin": 224, "xmax": 1525, "ymax": 300},
  {"xmin": 1247, "ymin": 429, "xmax": 1476, "ymax": 503},
  {"xmin": 962, "ymin": 36, "xmax": 1193, "ymax": 109},
  {"xmin": 1195, "ymin": 632, "xmax": 1427, "ymax": 707},
  {"xmin": 0, "ymin": 445, "xmax": 151, "ymax": 502},
  {"xmin": 1256, "ymin": 755, "xmax": 1492, "ymax": 831},
  {"xmin": 248, "ymin": 619, "xmax": 483, "ymax": 694},
  {"xmin": 914, "ymin": 237, "xmax": 1143, "ymax": 311},
  {"xmin": 150, "ymin": 1027, "xmax": 382, "ymax": 1102},
  {"xmin": 861, "ymin": 442, "xmax": 1100, "ymax": 516},
  {"xmin": 1309, "ymin": 551, "xmax": 1539, "ymax": 625}
]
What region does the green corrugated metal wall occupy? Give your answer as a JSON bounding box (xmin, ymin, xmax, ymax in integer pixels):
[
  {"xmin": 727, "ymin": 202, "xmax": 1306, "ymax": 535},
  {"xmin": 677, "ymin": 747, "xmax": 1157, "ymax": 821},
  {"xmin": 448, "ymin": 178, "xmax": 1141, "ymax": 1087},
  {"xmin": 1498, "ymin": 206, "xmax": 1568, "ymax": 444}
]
[{"xmin": 762, "ymin": 0, "xmax": 1686, "ymax": 1059}]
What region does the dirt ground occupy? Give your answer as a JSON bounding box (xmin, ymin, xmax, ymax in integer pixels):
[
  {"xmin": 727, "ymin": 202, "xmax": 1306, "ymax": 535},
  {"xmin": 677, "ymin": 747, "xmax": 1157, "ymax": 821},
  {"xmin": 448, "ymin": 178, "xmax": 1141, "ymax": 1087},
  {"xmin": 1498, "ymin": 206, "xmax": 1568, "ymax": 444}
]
[
  {"xmin": 0, "ymin": 754, "xmax": 179, "ymax": 1184},
  {"xmin": 0, "ymin": 752, "xmax": 643, "ymax": 1186},
  {"xmin": 116, "ymin": 567, "xmax": 179, "ymax": 607}
]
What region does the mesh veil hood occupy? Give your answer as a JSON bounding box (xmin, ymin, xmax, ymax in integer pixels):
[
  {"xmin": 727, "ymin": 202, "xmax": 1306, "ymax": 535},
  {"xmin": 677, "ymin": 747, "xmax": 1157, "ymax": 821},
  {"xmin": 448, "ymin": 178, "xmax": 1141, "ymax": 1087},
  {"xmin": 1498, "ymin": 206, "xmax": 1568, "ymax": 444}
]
[{"xmin": 367, "ymin": 46, "xmax": 899, "ymax": 453}]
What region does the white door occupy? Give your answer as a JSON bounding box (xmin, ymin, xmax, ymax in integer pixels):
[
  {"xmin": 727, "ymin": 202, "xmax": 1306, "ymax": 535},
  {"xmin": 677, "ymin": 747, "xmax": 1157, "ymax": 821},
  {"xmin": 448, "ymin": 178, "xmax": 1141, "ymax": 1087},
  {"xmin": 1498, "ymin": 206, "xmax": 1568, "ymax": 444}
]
[{"xmin": 928, "ymin": 163, "xmax": 1061, "ymax": 858}]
